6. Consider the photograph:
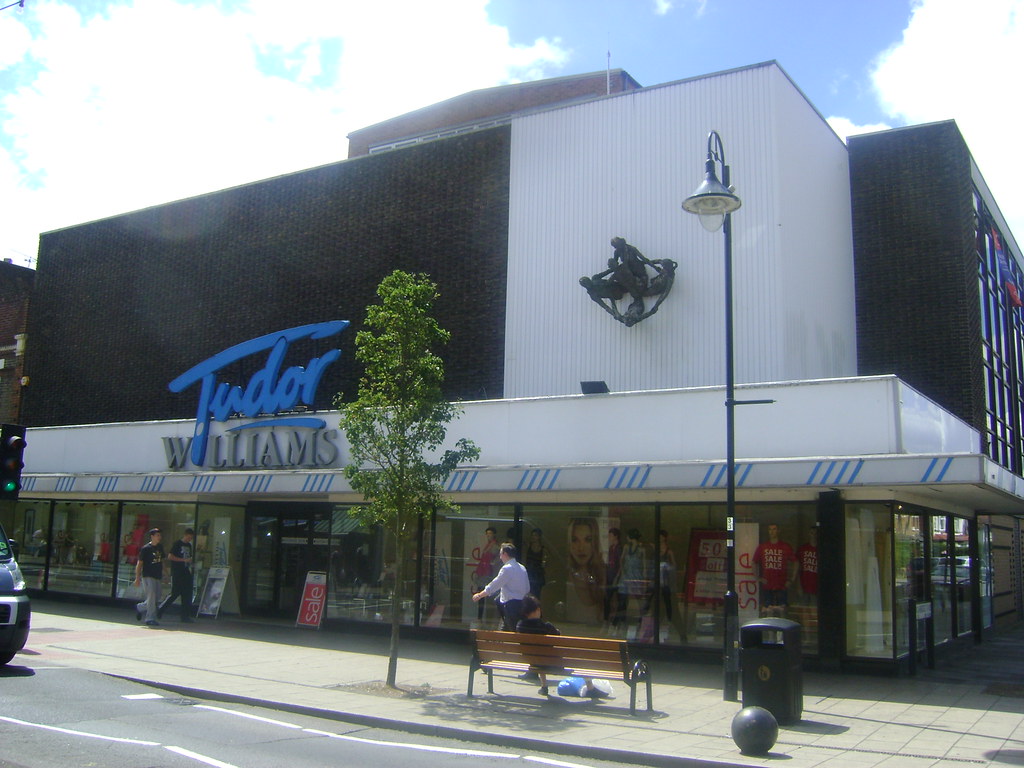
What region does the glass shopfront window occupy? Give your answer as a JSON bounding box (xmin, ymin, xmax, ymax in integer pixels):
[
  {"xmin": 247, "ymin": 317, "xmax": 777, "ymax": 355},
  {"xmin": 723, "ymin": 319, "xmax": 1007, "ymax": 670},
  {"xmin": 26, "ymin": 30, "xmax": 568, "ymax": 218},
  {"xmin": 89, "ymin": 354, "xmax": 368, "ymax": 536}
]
[
  {"xmin": 325, "ymin": 506, "xmax": 386, "ymax": 622},
  {"xmin": 1, "ymin": 500, "xmax": 51, "ymax": 591},
  {"xmin": 734, "ymin": 505, "xmax": 819, "ymax": 653},
  {"xmin": 507, "ymin": 505, "xmax": 656, "ymax": 641},
  {"xmin": 118, "ymin": 502, "xmax": 197, "ymax": 599},
  {"xmin": 327, "ymin": 505, "xmax": 421, "ymax": 626},
  {"xmin": 47, "ymin": 501, "xmax": 119, "ymax": 597},
  {"xmin": 930, "ymin": 516, "xmax": 954, "ymax": 645},
  {"xmin": 195, "ymin": 504, "xmax": 245, "ymax": 615},
  {"xmin": 894, "ymin": 509, "xmax": 925, "ymax": 659},
  {"xmin": 660, "ymin": 504, "xmax": 724, "ymax": 648},
  {"xmin": 930, "ymin": 514, "xmax": 972, "ymax": 640},
  {"xmin": 421, "ymin": 505, "xmax": 515, "ymax": 630},
  {"xmin": 980, "ymin": 523, "xmax": 993, "ymax": 628},
  {"xmin": 845, "ymin": 504, "xmax": 894, "ymax": 658}
]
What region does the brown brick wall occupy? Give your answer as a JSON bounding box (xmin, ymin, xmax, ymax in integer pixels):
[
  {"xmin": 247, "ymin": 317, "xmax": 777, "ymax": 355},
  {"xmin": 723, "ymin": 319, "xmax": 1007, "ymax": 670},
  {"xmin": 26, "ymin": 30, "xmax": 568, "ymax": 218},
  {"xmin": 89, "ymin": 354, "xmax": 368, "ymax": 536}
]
[
  {"xmin": 0, "ymin": 262, "xmax": 33, "ymax": 424},
  {"xmin": 22, "ymin": 126, "xmax": 511, "ymax": 427},
  {"xmin": 849, "ymin": 122, "xmax": 985, "ymax": 432}
]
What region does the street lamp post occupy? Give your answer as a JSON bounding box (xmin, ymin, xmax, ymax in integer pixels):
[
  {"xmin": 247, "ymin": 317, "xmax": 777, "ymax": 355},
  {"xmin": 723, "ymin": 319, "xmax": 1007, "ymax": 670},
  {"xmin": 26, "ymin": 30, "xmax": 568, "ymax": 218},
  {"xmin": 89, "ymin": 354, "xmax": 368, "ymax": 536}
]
[{"xmin": 683, "ymin": 130, "xmax": 767, "ymax": 702}]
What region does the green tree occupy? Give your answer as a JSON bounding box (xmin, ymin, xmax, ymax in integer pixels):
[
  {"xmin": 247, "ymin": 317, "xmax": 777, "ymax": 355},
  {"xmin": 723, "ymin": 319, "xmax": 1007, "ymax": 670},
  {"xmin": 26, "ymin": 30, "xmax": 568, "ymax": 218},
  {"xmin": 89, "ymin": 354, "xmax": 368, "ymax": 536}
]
[{"xmin": 338, "ymin": 270, "xmax": 479, "ymax": 688}]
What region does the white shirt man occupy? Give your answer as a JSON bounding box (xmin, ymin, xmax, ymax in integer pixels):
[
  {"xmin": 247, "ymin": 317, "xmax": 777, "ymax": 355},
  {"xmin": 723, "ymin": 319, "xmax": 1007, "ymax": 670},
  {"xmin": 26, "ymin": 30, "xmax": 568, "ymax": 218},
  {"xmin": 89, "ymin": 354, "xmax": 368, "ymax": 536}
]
[{"xmin": 472, "ymin": 543, "xmax": 530, "ymax": 630}]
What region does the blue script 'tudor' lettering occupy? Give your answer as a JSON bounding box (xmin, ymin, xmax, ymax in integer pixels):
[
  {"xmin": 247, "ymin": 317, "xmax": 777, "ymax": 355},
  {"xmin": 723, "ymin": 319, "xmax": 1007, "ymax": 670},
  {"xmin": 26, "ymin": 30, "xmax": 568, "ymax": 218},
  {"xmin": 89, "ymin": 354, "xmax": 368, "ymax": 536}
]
[{"xmin": 168, "ymin": 321, "xmax": 349, "ymax": 466}]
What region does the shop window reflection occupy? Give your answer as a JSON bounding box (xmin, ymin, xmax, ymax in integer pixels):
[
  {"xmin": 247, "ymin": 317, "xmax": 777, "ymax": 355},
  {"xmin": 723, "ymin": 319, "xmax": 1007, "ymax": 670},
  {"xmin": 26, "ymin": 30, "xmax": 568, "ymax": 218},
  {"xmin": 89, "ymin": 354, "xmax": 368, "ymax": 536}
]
[
  {"xmin": 45, "ymin": 501, "xmax": 119, "ymax": 597},
  {"xmin": 845, "ymin": 505, "xmax": 894, "ymax": 658},
  {"xmin": 325, "ymin": 506, "xmax": 396, "ymax": 623},
  {"xmin": 3, "ymin": 501, "xmax": 51, "ymax": 590}
]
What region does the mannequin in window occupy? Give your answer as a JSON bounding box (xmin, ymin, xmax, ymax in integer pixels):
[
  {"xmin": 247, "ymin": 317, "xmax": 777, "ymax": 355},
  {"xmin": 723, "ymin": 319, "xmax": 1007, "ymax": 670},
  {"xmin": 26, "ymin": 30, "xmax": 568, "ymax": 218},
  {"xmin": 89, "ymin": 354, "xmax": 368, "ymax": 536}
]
[{"xmin": 753, "ymin": 523, "xmax": 797, "ymax": 618}]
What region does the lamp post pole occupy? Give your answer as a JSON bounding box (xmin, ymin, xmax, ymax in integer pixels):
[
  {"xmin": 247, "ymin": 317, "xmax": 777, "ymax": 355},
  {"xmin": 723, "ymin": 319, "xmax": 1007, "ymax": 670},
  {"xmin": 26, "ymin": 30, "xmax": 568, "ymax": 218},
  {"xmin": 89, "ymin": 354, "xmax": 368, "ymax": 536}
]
[
  {"xmin": 683, "ymin": 130, "xmax": 760, "ymax": 702},
  {"xmin": 721, "ymin": 158, "xmax": 740, "ymax": 703}
]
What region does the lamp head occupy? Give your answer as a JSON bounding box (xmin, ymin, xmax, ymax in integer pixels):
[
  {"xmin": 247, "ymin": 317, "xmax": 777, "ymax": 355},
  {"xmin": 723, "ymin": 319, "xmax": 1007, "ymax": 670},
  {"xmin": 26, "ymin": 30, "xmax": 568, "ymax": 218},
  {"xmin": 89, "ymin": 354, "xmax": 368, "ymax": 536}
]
[{"xmin": 682, "ymin": 158, "xmax": 741, "ymax": 232}]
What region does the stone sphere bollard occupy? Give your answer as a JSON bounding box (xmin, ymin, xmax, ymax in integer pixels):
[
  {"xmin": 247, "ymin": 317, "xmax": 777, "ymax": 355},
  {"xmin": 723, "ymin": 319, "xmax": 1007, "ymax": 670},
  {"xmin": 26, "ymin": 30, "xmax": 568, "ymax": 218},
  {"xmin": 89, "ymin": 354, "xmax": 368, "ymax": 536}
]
[{"xmin": 731, "ymin": 706, "xmax": 779, "ymax": 755}]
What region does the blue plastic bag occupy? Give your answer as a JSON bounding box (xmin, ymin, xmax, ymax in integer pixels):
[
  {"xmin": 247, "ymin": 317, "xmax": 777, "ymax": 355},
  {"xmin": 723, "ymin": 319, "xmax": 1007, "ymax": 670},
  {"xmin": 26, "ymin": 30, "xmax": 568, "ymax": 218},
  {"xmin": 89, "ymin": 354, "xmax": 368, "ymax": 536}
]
[{"xmin": 557, "ymin": 676, "xmax": 588, "ymax": 696}]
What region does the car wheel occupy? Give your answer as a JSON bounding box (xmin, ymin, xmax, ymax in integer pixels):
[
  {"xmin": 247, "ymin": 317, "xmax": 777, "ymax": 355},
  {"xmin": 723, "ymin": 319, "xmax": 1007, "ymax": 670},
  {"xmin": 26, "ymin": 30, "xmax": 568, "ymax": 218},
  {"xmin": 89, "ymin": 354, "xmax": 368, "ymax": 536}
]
[{"xmin": 0, "ymin": 651, "xmax": 16, "ymax": 666}]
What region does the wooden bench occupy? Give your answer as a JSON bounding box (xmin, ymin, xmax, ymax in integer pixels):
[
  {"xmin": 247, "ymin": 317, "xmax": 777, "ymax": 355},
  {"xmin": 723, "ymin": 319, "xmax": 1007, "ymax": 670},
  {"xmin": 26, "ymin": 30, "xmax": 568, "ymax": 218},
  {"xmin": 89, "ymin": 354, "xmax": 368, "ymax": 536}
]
[{"xmin": 468, "ymin": 629, "xmax": 652, "ymax": 715}]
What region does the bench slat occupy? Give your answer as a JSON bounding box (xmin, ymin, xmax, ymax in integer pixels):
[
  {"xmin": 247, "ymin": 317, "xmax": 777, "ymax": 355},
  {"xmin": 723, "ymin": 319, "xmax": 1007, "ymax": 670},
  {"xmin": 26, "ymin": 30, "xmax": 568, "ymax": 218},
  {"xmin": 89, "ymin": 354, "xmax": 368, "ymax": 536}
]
[
  {"xmin": 475, "ymin": 630, "xmax": 624, "ymax": 651},
  {"xmin": 481, "ymin": 661, "xmax": 625, "ymax": 680},
  {"xmin": 478, "ymin": 656, "xmax": 624, "ymax": 675},
  {"xmin": 475, "ymin": 644, "xmax": 624, "ymax": 664}
]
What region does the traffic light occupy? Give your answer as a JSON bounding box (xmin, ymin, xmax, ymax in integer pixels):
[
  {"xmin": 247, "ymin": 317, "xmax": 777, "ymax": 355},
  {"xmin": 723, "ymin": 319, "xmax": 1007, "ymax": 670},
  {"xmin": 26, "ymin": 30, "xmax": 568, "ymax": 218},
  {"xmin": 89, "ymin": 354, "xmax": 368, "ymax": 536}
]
[{"xmin": 0, "ymin": 424, "xmax": 27, "ymax": 501}]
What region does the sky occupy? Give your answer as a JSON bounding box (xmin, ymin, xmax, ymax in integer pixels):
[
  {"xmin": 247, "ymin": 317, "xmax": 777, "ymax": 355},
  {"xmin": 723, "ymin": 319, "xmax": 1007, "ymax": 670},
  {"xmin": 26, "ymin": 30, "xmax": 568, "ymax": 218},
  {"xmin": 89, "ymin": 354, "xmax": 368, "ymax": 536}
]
[{"xmin": 0, "ymin": 0, "xmax": 1020, "ymax": 269}]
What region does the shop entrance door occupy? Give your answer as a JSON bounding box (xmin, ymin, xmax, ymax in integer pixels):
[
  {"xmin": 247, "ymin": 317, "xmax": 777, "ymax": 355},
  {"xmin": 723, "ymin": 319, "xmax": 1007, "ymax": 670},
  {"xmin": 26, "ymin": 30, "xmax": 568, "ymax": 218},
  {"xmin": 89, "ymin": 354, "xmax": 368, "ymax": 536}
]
[{"xmin": 242, "ymin": 504, "xmax": 332, "ymax": 616}]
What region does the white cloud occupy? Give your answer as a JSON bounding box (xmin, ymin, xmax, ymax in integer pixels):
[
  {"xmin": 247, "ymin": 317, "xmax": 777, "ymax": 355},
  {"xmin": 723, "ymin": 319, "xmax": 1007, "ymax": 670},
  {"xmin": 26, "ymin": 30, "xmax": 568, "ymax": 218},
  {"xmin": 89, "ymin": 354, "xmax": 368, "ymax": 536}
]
[
  {"xmin": 825, "ymin": 116, "xmax": 892, "ymax": 143},
  {"xmin": 0, "ymin": 0, "xmax": 568, "ymax": 266},
  {"xmin": 870, "ymin": 0, "xmax": 1024, "ymax": 242}
]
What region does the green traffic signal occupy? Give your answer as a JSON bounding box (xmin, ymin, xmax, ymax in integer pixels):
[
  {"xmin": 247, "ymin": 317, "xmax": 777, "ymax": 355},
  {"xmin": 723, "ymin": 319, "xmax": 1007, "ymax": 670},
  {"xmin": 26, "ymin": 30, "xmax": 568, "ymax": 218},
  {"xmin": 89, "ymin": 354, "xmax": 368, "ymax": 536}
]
[{"xmin": 0, "ymin": 424, "xmax": 26, "ymax": 500}]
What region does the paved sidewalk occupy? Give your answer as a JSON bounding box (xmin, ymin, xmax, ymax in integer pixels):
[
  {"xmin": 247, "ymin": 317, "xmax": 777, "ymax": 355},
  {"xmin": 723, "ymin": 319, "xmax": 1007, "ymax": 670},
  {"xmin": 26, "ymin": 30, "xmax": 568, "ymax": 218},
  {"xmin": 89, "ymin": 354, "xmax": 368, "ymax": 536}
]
[{"xmin": 15, "ymin": 599, "xmax": 1024, "ymax": 768}]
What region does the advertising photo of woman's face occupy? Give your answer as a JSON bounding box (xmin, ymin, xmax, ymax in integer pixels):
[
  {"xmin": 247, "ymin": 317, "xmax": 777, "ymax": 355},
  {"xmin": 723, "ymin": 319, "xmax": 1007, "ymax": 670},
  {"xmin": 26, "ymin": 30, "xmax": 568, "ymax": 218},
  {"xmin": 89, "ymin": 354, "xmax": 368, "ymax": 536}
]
[{"xmin": 570, "ymin": 519, "xmax": 596, "ymax": 568}]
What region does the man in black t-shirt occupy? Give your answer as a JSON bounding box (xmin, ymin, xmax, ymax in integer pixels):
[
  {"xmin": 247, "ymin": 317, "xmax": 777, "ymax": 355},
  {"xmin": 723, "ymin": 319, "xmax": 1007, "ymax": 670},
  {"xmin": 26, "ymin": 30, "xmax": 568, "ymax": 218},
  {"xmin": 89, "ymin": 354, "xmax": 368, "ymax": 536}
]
[
  {"xmin": 158, "ymin": 528, "xmax": 195, "ymax": 623},
  {"xmin": 134, "ymin": 529, "xmax": 165, "ymax": 626}
]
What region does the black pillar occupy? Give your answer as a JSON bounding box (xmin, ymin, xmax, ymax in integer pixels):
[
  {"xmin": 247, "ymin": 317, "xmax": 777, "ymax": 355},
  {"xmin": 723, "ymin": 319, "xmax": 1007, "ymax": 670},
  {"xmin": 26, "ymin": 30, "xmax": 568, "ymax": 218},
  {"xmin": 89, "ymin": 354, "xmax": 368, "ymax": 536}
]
[{"xmin": 816, "ymin": 490, "xmax": 845, "ymax": 671}]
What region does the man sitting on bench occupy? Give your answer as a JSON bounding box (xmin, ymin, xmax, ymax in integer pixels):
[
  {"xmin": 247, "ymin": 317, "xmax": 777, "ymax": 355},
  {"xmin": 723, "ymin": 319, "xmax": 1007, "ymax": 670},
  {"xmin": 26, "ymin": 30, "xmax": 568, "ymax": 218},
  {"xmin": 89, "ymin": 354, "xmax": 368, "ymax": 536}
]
[{"xmin": 516, "ymin": 594, "xmax": 604, "ymax": 698}]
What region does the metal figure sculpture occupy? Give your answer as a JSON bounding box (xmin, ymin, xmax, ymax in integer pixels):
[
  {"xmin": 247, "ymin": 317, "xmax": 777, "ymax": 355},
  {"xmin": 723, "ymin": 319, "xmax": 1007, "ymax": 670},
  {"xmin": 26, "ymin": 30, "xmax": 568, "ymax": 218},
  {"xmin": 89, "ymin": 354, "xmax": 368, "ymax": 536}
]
[{"xmin": 580, "ymin": 237, "xmax": 678, "ymax": 327}]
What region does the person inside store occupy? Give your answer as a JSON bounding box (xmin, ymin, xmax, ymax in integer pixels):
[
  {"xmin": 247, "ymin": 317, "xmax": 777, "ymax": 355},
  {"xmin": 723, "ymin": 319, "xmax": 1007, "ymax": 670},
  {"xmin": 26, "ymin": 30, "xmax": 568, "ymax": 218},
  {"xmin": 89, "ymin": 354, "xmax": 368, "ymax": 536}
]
[
  {"xmin": 604, "ymin": 527, "xmax": 624, "ymax": 627},
  {"xmin": 524, "ymin": 528, "xmax": 548, "ymax": 598},
  {"xmin": 658, "ymin": 529, "xmax": 677, "ymax": 620},
  {"xmin": 472, "ymin": 526, "xmax": 501, "ymax": 621},
  {"xmin": 753, "ymin": 523, "xmax": 797, "ymax": 618}
]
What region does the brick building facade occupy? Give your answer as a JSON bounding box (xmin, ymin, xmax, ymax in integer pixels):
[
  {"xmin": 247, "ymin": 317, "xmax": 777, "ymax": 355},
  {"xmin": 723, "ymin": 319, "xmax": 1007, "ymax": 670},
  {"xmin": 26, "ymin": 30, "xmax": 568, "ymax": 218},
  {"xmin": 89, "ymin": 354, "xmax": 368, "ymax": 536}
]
[
  {"xmin": 0, "ymin": 261, "xmax": 33, "ymax": 425},
  {"xmin": 22, "ymin": 127, "xmax": 511, "ymax": 427}
]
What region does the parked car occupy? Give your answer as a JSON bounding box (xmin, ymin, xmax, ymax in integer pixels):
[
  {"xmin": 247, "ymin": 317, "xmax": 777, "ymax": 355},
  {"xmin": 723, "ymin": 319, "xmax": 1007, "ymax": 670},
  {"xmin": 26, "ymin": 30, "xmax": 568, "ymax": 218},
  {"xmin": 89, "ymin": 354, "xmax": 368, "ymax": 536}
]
[{"xmin": 0, "ymin": 522, "xmax": 31, "ymax": 665}]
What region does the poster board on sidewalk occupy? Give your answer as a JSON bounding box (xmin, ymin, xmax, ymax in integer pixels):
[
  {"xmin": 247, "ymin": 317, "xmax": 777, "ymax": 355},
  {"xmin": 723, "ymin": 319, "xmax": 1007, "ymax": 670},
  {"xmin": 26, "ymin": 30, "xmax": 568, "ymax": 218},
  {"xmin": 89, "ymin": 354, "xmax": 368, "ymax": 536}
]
[
  {"xmin": 197, "ymin": 567, "xmax": 231, "ymax": 618},
  {"xmin": 296, "ymin": 571, "xmax": 328, "ymax": 629}
]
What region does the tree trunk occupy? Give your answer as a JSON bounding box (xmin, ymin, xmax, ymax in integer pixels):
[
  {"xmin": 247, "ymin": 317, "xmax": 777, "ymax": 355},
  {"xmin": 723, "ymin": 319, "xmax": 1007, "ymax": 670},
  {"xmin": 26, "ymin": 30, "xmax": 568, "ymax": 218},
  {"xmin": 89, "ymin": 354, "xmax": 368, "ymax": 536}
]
[{"xmin": 386, "ymin": 533, "xmax": 403, "ymax": 688}]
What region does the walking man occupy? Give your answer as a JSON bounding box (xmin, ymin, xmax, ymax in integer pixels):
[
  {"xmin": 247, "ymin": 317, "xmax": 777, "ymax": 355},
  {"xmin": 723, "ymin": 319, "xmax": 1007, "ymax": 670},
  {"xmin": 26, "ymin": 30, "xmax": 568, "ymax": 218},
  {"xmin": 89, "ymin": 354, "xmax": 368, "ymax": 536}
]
[
  {"xmin": 134, "ymin": 528, "xmax": 165, "ymax": 627},
  {"xmin": 472, "ymin": 543, "xmax": 529, "ymax": 630},
  {"xmin": 159, "ymin": 528, "xmax": 195, "ymax": 623}
]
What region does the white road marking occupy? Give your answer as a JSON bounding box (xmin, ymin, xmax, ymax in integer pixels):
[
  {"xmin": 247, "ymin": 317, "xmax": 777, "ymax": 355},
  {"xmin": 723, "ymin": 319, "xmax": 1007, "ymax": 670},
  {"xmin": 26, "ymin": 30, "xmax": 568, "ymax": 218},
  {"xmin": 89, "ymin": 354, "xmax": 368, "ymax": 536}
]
[
  {"xmin": 165, "ymin": 745, "xmax": 240, "ymax": 768},
  {"xmin": 0, "ymin": 715, "xmax": 160, "ymax": 745},
  {"xmin": 194, "ymin": 704, "xmax": 302, "ymax": 729},
  {"xmin": 122, "ymin": 693, "xmax": 165, "ymax": 700},
  {"xmin": 525, "ymin": 757, "xmax": 599, "ymax": 768},
  {"xmin": 303, "ymin": 727, "xmax": 518, "ymax": 758}
]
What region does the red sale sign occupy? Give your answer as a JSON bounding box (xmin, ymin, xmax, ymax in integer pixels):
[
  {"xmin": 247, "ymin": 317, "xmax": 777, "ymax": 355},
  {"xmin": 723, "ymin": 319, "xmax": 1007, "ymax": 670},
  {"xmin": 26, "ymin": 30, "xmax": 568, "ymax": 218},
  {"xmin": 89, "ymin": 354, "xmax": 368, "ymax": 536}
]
[
  {"xmin": 685, "ymin": 529, "xmax": 727, "ymax": 604},
  {"xmin": 296, "ymin": 571, "xmax": 328, "ymax": 629}
]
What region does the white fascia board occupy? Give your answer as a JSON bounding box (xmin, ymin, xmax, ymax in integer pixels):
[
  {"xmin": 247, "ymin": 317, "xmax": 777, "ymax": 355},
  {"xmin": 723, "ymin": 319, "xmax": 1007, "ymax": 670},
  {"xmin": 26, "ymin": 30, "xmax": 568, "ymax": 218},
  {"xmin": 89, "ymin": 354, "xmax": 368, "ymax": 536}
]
[{"xmin": 22, "ymin": 375, "xmax": 978, "ymax": 474}]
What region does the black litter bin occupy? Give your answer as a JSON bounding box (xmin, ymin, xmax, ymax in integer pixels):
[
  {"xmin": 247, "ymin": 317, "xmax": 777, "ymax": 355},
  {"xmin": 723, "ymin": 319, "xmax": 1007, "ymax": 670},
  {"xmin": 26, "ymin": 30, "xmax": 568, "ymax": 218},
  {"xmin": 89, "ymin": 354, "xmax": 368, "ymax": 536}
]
[{"xmin": 740, "ymin": 618, "xmax": 802, "ymax": 724}]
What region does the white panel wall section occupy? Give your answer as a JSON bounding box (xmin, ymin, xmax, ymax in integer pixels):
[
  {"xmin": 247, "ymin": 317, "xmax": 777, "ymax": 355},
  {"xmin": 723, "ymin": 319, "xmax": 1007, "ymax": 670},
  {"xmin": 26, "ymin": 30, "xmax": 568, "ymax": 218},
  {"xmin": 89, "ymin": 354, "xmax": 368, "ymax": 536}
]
[
  {"xmin": 770, "ymin": 66, "xmax": 857, "ymax": 381},
  {"xmin": 24, "ymin": 376, "xmax": 979, "ymax": 474},
  {"xmin": 504, "ymin": 62, "xmax": 857, "ymax": 399}
]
